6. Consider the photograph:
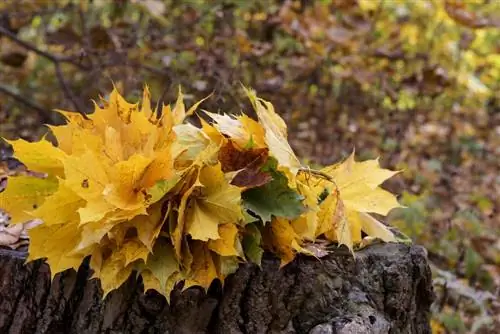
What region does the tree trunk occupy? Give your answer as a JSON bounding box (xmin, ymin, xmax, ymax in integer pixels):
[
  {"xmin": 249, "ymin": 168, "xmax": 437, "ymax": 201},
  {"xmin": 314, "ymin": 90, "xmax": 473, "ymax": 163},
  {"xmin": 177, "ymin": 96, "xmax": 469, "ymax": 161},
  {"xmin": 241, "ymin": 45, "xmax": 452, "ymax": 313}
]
[{"xmin": 0, "ymin": 243, "xmax": 434, "ymax": 334}]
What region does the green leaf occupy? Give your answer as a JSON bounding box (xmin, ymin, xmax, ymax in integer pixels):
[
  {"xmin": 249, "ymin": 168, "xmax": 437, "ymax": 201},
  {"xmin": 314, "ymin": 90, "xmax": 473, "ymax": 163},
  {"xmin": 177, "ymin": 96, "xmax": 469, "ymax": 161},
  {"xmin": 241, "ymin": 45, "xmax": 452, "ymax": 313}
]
[
  {"xmin": 218, "ymin": 256, "xmax": 240, "ymax": 277},
  {"xmin": 146, "ymin": 176, "xmax": 180, "ymax": 204},
  {"xmin": 145, "ymin": 238, "xmax": 179, "ymax": 293},
  {"xmin": 242, "ymin": 223, "xmax": 264, "ymax": 266},
  {"xmin": 242, "ymin": 164, "xmax": 305, "ymax": 222}
]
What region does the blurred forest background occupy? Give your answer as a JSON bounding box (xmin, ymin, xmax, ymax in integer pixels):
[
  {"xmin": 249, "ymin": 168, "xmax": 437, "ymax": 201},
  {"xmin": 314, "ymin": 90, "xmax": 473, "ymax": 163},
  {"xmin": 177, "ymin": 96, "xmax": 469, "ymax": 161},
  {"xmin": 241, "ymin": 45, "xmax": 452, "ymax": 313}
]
[{"xmin": 0, "ymin": 0, "xmax": 499, "ymax": 332}]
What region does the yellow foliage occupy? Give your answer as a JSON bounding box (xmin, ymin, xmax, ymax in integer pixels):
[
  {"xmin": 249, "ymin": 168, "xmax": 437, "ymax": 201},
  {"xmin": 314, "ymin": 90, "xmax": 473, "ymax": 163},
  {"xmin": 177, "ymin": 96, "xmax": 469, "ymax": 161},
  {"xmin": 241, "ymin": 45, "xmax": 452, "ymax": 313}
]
[{"xmin": 0, "ymin": 85, "xmax": 402, "ymax": 298}]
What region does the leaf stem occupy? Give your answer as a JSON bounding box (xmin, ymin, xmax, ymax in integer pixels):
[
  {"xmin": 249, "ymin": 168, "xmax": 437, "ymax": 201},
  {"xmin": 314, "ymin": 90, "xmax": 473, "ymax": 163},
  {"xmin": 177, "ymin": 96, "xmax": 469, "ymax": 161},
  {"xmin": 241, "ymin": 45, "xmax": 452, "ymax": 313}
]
[{"xmin": 298, "ymin": 167, "xmax": 337, "ymax": 188}]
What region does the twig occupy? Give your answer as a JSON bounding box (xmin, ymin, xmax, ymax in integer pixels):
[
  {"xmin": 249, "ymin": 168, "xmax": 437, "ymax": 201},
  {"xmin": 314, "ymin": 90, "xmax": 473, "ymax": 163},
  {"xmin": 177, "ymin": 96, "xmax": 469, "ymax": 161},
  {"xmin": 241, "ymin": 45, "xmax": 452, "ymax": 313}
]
[
  {"xmin": 0, "ymin": 26, "xmax": 89, "ymax": 117},
  {"xmin": 0, "ymin": 84, "xmax": 52, "ymax": 121},
  {"xmin": 0, "ymin": 26, "xmax": 88, "ymax": 70},
  {"xmin": 54, "ymin": 62, "xmax": 87, "ymax": 118}
]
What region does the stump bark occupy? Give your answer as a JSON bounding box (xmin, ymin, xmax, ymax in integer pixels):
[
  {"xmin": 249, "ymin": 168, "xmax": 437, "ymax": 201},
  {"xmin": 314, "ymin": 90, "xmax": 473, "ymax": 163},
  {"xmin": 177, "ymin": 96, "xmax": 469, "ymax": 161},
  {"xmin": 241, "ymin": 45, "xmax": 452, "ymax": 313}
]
[{"xmin": 0, "ymin": 243, "xmax": 434, "ymax": 334}]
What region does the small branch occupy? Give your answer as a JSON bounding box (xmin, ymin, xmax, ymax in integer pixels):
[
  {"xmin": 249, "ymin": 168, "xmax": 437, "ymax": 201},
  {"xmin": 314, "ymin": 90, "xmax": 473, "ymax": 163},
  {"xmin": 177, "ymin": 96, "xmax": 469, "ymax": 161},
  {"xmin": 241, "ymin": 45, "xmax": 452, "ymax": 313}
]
[
  {"xmin": 0, "ymin": 26, "xmax": 88, "ymax": 70},
  {"xmin": 54, "ymin": 62, "xmax": 88, "ymax": 118},
  {"xmin": 0, "ymin": 26, "xmax": 89, "ymax": 117},
  {"xmin": 0, "ymin": 84, "xmax": 52, "ymax": 121}
]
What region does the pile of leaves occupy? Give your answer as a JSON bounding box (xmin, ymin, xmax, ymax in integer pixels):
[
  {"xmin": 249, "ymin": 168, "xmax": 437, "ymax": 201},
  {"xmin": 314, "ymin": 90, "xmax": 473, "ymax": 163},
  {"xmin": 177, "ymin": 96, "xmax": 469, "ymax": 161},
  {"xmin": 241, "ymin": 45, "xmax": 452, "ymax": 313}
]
[{"xmin": 0, "ymin": 86, "xmax": 401, "ymax": 298}]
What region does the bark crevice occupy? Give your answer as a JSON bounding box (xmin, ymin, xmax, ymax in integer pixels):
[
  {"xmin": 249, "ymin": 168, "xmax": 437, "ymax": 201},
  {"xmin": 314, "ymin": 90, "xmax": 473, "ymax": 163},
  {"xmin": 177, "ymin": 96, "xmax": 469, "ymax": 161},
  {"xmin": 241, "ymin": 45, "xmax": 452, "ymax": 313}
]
[{"xmin": 0, "ymin": 243, "xmax": 434, "ymax": 334}]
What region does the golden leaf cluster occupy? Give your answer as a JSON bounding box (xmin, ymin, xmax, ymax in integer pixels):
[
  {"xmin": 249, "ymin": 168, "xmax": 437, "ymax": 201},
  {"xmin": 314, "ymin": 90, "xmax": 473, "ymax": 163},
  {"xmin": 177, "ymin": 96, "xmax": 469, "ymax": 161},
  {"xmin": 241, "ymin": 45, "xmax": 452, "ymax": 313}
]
[{"xmin": 0, "ymin": 85, "xmax": 402, "ymax": 298}]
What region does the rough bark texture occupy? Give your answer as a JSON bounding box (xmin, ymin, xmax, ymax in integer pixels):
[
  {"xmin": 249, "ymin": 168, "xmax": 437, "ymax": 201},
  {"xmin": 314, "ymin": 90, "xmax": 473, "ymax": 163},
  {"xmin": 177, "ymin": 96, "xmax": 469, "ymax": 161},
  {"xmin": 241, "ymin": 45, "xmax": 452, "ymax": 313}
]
[{"xmin": 0, "ymin": 243, "xmax": 434, "ymax": 334}]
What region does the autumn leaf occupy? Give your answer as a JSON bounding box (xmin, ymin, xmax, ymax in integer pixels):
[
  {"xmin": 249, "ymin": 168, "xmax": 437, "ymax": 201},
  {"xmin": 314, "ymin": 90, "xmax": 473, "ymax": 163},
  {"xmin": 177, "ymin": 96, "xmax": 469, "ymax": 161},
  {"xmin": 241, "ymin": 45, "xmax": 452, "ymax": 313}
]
[
  {"xmin": 172, "ymin": 170, "xmax": 202, "ymax": 258},
  {"xmin": 320, "ymin": 153, "xmax": 401, "ymax": 251},
  {"xmin": 98, "ymin": 248, "xmax": 136, "ymax": 298},
  {"xmin": 185, "ymin": 163, "xmax": 244, "ymax": 241},
  {"xmin": 62, "ymin": 150, "xmax": 109, "ymax": 200},
  {"xmin": 0, "ymin": 175, "xmax": 58, "ymax": 224},
  {"xmin": 290, "ymin": 175, "xmax": 321, "ymax": 240},
  {"xmin": 208, "ymin": 223, "xmax": 242, "ymax": 256},
  {"xmin": 103, "ymin": 154, "xmax": 153, "ymax": 210},
  {"xmin": 143, "ymin": 238, "xmax": 179, "ymax": 294},
  {"xmin": 0, "ymin": 85, "xmax": 404, "ymax": 300},
  {"xmin": 184, "ymin": 241, "xmax": 218, "ymax": 290},
  {"xmin": 244, "ymin": 87, "xmax": 301, "ymax": 180},
  {"xmin": 30, "ymin": 182, "xmax": 85, "ymax": 226},
  {"xmin": 218, "ymin": 140, "xmax": 271, "ymax": 188},
  {"xmin": 214, "ymin": 255, "xmax": 240, "ymax": 281},
  {"xmin": 242, "ymin": 223, "xmax": 264, "ymax": 266},
  {"xmin": 27, "ymin": 221, "xmax": 86, "ymax": 278},
  {"xmin": 7, "ymin": 138, "xmax": 66, "ymax": 177},
  {"xmin": 242, "ymin": 159, "xmax": 305, "ymax": 222},
  {"xmin": 204, "ymin": 111, "xmax": 266, "ymax": 150},
  {"xmin": 263, "ymin": 217, "xmax": 304, "ymax": 267}
]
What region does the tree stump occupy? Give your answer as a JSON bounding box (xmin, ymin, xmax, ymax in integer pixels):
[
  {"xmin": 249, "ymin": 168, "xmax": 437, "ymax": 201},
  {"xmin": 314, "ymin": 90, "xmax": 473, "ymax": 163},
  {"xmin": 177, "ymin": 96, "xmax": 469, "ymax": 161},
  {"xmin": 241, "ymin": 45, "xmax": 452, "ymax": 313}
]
[{"xmin": 0, "ymin": 243, "xmax": 434, "ymax": 334}]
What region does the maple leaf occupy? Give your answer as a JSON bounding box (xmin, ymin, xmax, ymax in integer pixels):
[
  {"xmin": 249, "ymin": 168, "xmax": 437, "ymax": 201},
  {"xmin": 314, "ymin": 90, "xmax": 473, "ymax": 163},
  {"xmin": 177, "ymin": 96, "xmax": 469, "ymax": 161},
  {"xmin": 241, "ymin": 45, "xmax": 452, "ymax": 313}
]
[
  {"xmin": 6, "ymin": 138, "xmax": 66, "ymax": 177},
  {"xmin": 204, "ymin": 111, "xmax": 266, "ymax": 149},
  {"xmin": 242, "ymin": 159, "xmax": 305, "ymax": 223},
  {"xmin": 208, "ymin": 223, "xmax": 242, "ymax": 257},
  {"xmin": 244, "ymin": 87, "xmax": 301, "ymax": 182},
  {"xmin": 27, "ymin": 221, "xmax": 86, "ymax": 278},
  {"xmin": 142, "ymin": 238, "xmax": 179, "ymax": 294},
  {"xmin": 103, "ymin": 154, "xmax": 153, "ymax": 210},
  {"xmin": 263, "ymin": 217, "xmax": 304, "ymax": 267},
  {"xmin": 30, "ymin": 182, "xmax": 85, "ymax": 226},
  {"xmin": 319, "ymin": 153, "xmax": 401, "ymax": 252},
  {"xmin": 98, "ymin": 248, "xmax": 137, "ymax": 298},
  {"xmin": 218, "ymin": 140, "xmax": 271, "ymax": 188},
  {"xmin": 0, "ymin": 175, "xmax": 58, "ymax": 224},
  {"xmin": 0, "ymin": 84, "xmax": 405, "ymax": 300},
  {"xmin": 242, "ymin": 223, "xmax": 264, "ymax": 266},
  {"xmin": 290, "ymin": 175, "xmax": 321, "ymax": 240},
  {"xmin": 185, "ymin": 163, "xmax": 244, "ymax": 241},
  {"xmin": 184, "ymin": 241, "xmax": 218, "ymax": 290}
]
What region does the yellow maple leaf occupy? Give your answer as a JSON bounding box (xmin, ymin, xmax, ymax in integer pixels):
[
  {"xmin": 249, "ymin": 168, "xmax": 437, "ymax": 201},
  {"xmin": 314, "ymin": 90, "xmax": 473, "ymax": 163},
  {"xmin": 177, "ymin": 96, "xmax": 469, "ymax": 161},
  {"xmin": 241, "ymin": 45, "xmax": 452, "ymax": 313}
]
[
  {"xmin": 172, "ymin": 170, "xmax": 202, "ymax": 259},
  {"xmin": 171, "ymin": 123, "xmax": 212, "ymax": 164},
  {"xmin": 139, "ymin": 147, "xmax": 176, "ymax": 189},
  {"xmin": 48, "ymin": 109, "xmax": 94, "ymax": 154},
  {"xmin": 263, "ymin": 217, "xmax": 304, "ymax": 267},
  {"xmin": 0, "ymin": 175, "xmax": 58, "ymax": 224},
  {"xmin": 320, "ymin": 153, "xmax": 401, "ymax": 251},
  {"xmin": 143, "ymin": 238, "xmax": 179, "ymax": 294},
  {"xmin": 184, "ymin": 241, "xmax": 218, "ymax": 290},
  {"xmin": 62, "ymin": 150, "xmax": 109, "ymax": 201},
  {"xmin": 291, "ymin": 176, "xmax": 320, "ymax": 240},
  {"xmin": 315, "ymin": 187, "xmax": 342, "ymax": 237},
  {"xmin": 7, "ymin": 138, "xmax": 66, "ymax": 177},
  {"xmin": 28, "ymin": 221, "xmax": 86, "ymax": 278},
  {"xmin": 199, "ymin": 117, "xmax": 227, "ymax": 147},
  {"xmin": 30, "ymin": 182, "xmax": 85, "ymax": 225},
  {"xmin": 98, "ymin": 248, "xmax": 136, "ymax": 297},
  {"xmin": 244, "ymin": 87, "xmax": 301, "ymax": 180},
  {"xmin": 185, "ymin": 163, "xmax": 244, "ymax": 241},
  {"xmin": 208, "ymin": 223, "xmax": 241, "ymax": 256},
  {"xmin": 104, "ymin": 154, "xmax": 153, "ymax": 210}
]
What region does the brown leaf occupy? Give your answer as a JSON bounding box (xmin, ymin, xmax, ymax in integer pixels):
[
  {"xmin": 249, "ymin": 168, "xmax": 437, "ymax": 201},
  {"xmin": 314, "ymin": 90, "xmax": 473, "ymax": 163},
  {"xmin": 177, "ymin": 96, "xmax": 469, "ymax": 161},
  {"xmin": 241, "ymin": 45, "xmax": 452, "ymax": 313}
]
[
  {"xmin": 231, "ymin": 160, "xmax": 272, "ymax": 188},
  {"xmin": 219, "ymin": 140, "xmax": 267, "ymax": 172},
  {"xmin": 218, "ymin": 141, "xmax": 272, "ymax": 188}
]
